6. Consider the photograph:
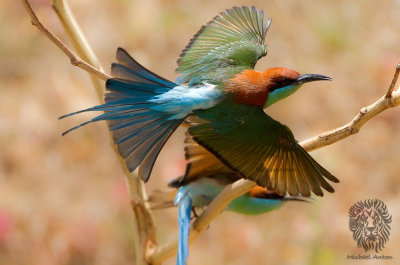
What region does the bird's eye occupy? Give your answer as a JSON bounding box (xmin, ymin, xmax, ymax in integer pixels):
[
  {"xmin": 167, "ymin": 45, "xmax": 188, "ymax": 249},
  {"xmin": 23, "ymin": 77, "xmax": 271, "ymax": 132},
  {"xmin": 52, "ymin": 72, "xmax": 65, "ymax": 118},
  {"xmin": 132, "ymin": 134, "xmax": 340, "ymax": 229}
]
[{"xmin": 277, "ymin": 78, "xmax": 292, "ymax": 87}]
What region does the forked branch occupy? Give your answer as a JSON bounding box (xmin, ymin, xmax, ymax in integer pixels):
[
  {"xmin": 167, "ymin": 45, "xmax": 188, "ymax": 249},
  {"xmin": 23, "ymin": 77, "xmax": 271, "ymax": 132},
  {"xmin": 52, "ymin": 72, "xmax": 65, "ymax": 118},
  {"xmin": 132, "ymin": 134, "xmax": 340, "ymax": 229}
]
[
  {"xmin": 21, "ymin": 1, "xmax": 156, "ymax": 264},
  {"xmin": 21, "ymin": 0, "xmax": 400, "ymax": 264},
  {"xmin": 21, "ymin": 0, "xmax": 110, "ymax": 82}
]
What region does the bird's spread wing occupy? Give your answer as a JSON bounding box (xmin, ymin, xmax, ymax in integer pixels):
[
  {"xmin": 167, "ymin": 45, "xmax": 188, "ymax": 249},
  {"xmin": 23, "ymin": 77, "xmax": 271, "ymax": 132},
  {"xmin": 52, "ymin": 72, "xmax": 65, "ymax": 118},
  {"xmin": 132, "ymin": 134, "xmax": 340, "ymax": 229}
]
[
  {"xmin": 189, "ymin": 103, "xmax": 339, "ymax": 197},
  {"xmin": 169, "ymin": 132, "xmax": 240, "ymax": 188},
  {"xmin": 176, "ymin": 6, "xmax": 271, "ymax": 85}
]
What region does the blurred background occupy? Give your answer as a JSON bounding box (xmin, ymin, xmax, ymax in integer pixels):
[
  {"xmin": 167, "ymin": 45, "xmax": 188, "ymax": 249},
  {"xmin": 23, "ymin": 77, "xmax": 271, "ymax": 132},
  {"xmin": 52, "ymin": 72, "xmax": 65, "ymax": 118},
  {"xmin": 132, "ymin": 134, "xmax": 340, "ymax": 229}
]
[{"xmin": 1, "ymin": 0, "xmax": 399, "ymax": 264}]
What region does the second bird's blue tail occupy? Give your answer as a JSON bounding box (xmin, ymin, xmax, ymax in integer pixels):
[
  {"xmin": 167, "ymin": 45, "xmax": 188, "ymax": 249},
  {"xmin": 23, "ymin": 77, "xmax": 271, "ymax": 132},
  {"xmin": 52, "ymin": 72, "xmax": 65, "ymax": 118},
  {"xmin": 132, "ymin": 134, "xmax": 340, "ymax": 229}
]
[
  {"xmin": 175, "ymin": 188, "xmax": 192, "ymax": 265},
  {"xmin": 59, "ymin": 48, "xmax": 183, "ymax": 181}
]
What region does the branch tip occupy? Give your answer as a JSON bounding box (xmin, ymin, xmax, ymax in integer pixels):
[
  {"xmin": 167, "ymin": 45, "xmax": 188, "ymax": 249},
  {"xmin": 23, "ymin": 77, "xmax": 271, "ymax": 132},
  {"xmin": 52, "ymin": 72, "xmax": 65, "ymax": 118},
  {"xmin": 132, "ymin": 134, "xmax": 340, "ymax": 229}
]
[{"xmin": 385, "ymin": 62, "xmax": 400, "ymax": 98}]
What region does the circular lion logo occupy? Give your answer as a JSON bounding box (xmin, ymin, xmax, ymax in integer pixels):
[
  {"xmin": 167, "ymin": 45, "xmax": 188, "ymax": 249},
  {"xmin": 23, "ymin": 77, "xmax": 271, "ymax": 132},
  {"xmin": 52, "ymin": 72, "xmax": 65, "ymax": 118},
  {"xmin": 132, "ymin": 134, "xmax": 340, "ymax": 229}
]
[{"xmin": 349, "ymin": 198, "xmax": 392, "ymax": 252}]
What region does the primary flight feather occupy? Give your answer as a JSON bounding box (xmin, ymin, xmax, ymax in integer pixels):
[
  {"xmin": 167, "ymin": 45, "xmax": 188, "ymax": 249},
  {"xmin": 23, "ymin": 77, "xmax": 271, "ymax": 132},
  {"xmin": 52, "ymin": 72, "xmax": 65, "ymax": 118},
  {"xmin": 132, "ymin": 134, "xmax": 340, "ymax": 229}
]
[{"xmin": 150, "ymin": 133, "xmax": 309, "ymax": 265}]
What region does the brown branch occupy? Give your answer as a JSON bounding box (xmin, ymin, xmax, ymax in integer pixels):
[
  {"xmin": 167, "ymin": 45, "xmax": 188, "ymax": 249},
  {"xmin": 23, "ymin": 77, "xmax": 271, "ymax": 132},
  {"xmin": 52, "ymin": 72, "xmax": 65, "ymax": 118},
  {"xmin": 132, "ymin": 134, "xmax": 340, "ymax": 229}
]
[
  {"xmin": 385, "ymin": 63, "xmax": 400, "ymax": 98},
  {"xmin": 21, "ymin": 1, "xmax": 156, "ymax": 264},
  {"xmin": 50, "ymin": 1, "xmax": 157, "ymax": 264},
  {"xmin": 21, "ymin": 0, "xmax": 110, "ymax": 82},
  {"xmin": 147, "ymin": 65, "xmax": 400, "ymax": 263},
  {"xmin": 52, "ymin": 0, "xmax": 107, "ymax": 99},
  {"xmin": 300, "ymin": 87, "xmax": 400, "ymax": 151},
  {"xmin": 21, "ymin": 0, "xmax": 400, "ymax": 263}
]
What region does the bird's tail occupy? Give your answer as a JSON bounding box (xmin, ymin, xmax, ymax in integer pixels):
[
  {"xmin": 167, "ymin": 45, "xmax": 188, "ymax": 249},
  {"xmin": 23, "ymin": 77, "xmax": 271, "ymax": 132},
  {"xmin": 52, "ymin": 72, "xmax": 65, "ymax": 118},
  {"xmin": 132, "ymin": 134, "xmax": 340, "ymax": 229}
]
[
  {"xmin": 59, "ymin": 48, "xmax": 183, "ymax": 181},
  {"xmin": 175, "ymin": 188, "xmax": 192, "ymax": 265}
]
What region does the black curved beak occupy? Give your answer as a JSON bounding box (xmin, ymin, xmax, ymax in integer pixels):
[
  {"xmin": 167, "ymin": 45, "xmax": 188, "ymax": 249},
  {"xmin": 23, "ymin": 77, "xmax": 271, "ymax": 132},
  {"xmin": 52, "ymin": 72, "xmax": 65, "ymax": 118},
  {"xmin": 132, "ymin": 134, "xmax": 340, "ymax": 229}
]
[{"xmin": 297, "ymin": 74, "xmax": 332, "ymax": 84}]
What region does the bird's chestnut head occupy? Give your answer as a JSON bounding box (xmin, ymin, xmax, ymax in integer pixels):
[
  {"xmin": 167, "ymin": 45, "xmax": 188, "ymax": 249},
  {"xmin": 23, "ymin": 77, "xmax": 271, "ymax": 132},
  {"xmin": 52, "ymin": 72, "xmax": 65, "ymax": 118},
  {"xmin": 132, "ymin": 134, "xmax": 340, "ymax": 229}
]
[{"xmin": 263, "ymin": 67, "xmax": 331, "ymax": 107}]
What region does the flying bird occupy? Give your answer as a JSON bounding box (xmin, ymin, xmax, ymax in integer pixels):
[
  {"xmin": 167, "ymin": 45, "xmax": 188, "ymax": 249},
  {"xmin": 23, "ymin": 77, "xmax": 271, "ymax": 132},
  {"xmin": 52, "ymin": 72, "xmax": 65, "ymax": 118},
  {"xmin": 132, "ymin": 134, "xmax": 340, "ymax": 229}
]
[
  {"xmin": 149, "ymin": 133, "xmax": 310, "ymax": 265},
  {"xmin": 60, "ymin": 6, "xmax": 339, "ymax": 196}
]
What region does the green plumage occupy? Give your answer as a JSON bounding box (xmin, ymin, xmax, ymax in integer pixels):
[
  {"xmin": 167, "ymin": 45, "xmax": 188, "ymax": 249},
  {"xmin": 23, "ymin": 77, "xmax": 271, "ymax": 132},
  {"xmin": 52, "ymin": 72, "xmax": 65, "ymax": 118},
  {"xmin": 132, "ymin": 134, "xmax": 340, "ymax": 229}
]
[
  {"xmin": 177, "ymin": 6, "xmax": 339, "ymax": 197},
  {"xmin": 176, "ymin": 6, "xmax": 271, "ymax": 85},
  {"xmin": 189, "ymin": 101, "xmax": 339, "ymax": 196}
]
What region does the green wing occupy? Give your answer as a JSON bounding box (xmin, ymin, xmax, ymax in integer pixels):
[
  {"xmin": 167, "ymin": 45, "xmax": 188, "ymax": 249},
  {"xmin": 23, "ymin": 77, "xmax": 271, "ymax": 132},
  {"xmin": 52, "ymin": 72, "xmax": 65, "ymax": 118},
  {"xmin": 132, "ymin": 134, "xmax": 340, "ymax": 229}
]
[
  {"xmin": 176, "ymin": 6, "xmax": 271, "ymax": 85},
  {"xmin": 189, "ymin": 103, "xmax": 339, "ymax": 197},
  {"xmin": 179, "ymin": 132, "xmax": 240, "ymax": 186}
]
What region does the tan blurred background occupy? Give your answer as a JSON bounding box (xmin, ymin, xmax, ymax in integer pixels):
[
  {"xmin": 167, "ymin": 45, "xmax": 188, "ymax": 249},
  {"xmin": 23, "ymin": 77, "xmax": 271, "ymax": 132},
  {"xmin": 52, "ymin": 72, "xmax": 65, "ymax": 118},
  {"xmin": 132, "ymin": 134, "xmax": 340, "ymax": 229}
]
[{"xmin": 1, "ymin": 0, "xmax": 399, "ymax": 264}]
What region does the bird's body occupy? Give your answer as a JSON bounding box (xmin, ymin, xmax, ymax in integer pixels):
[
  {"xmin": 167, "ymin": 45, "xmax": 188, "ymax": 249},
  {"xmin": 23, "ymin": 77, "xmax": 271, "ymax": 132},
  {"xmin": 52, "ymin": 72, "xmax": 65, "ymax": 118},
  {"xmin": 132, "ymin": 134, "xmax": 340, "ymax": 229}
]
[
  {"xmin": 172, "ymin": 176, "xmax": 291, "ymax": 265},
  {"xmin": 174, "ymin": 176, "xmax": 287, "ymax": 214},
  {"xmin": 58, "ymin": 6, "xmax": 341, "ymax": 265},
  {"xmin": 149, "ymin": 133, "xmax": 309, "ymax": 265},
  {"xmin": 60, "ymin": 6, "xmax": 339, "ymax": 197}
]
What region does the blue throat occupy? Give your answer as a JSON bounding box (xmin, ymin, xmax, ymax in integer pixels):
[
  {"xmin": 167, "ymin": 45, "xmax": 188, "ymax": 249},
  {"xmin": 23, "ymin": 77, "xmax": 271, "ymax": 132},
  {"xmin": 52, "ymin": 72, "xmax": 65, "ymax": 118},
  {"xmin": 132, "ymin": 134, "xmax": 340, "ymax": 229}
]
[{"xmin": 264, "ymin": 84, "xmax": 301, "ymax": 108}]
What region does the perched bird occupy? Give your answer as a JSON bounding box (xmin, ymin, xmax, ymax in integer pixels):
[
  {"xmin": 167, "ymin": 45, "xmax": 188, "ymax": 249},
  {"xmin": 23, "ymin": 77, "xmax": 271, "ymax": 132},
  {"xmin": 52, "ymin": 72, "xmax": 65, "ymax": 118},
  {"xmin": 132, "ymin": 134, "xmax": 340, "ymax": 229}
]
[
  {"xmin": 60, "ymin": 6, "xmax": 339, "ymax": 196},
  {"xmin": 149, "ymin": 133, "xmax": 309, "ymax": 265}
]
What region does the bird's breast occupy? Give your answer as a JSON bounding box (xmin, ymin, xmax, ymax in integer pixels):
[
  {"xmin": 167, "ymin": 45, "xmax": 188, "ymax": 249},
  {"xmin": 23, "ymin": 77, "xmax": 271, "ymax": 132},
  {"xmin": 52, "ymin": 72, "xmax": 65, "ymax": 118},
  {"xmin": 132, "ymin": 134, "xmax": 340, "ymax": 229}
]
[{"xmin": 225, "ymin": 70, "xmax": 269, "ymax": 106}]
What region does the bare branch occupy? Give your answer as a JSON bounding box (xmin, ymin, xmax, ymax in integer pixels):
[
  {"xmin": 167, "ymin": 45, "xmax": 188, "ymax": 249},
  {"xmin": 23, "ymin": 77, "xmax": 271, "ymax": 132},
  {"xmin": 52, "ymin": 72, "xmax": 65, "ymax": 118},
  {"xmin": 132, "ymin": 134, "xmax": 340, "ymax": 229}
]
[
  {"xmin": 50, "ymin": 1, "xmax": 157, "ymax": 264},
  {"xmin": 21, "ymin": 0, "xmax": 400, "ymax": 263},
  {"xmin": 52, "ymin": 0, "xmax": 107, "ymax": 100},
  {"xmin": 21, "ymin": 1, "xmax": 156, "ymax": 264},
  {"xmin": 300, "ymin": 88, "xmax": 400, "ymax": 151},
  {"xmin": 21, "ymin": 0, "xmax": 110, "ymax": 82},
  {"xmin": 385, "ymin": 63, "xmax": 400, "ymax": 98},
  {"xmin": 147, "ymin": 66, "xmax": 400, "ymax": 262}
]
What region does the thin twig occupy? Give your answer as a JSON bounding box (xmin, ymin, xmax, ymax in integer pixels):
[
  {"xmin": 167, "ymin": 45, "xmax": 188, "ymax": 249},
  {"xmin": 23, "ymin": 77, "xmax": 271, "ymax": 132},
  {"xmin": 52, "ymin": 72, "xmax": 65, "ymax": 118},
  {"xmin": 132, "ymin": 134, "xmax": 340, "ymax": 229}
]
[
  {"xmin": 385, "ymin": 63, "xmax": 400, "ymax": 98},
  {"xmin": 52, "ymin": 0, "xmax": 107, "ymax": 99},
  {"xmin": 147, "ymin": 66, "xmax": 400, "ymax": 263},
  {"xmin": 21, "ymin": 0, "xmax": 110, "ymax": 81}
]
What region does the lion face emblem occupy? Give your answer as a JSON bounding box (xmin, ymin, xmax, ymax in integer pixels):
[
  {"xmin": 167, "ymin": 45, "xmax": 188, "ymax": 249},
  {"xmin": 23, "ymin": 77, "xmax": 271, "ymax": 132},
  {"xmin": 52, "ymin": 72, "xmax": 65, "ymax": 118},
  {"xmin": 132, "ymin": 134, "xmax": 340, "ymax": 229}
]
[{"xmin": 349, "ymin": 199, "xmax": 392, "ymax": 252}]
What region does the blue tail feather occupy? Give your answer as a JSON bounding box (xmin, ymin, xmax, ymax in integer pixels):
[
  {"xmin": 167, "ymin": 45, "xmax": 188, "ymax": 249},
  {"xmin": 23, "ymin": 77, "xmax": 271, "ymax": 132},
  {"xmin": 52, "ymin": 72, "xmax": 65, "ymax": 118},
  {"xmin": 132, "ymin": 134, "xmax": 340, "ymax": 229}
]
[
  {"xmin": 114, "ymin": 47, "xmax": 176, "ymax": 88},
  {"xmin": 124, "ymin": 122, "xmax": 177, "ymax": 172},
  {"xmin": 58, "ymin": 104, "xmax": 117, "ymax": 120},
  {"xmin": 113, "ymin": 116, "xmax": 166, "ymax": 145},
  {"xmin": 111, "ymin": 63, "xmax": 175, "ymax": 88},
  {"xmin": 106, "ymin": 78, "xmax": 171, "ymax": 93},
  {"xmin": 117, "ymin": 119, "xmax": 169, "ymax": 156},
  {"xmin": 108, "ymin": 112, "xmax": 163, "ymax": 131},
  {"xmin": 61, "ymin": 106, "xmax": 154, "ymax": 136},
  {"xmin": 60, "ymin": 48, "xmax": 184, "ymax": 181},
  {"xmin": 176, "ymin": 192, "xmax": 192, "ymax": 265},
  {"xmin": 105, "ymin": 90, "xmax": 157, "ymax": 101},
  {"xmin": 59, "ymin": 101, "xmax": 150, "ymax": 121},
  {"xmin": 138, "ymin": 121, "xmax": 180, "ymax": 178}
]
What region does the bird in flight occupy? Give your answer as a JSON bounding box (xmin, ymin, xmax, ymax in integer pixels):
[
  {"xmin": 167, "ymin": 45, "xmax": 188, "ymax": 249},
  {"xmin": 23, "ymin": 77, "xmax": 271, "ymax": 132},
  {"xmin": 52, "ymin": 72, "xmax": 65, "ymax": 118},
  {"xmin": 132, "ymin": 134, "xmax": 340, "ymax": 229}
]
[{"xmin": 60, "ymin": 6, "xmax": 339, "ymax": 197}]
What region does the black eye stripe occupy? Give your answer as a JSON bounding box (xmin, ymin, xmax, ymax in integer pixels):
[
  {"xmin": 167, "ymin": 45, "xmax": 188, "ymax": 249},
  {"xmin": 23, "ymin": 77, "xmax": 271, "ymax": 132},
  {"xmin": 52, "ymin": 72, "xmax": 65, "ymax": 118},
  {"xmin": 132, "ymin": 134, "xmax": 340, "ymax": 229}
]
[{"xmin": 269, "ymin": 77, "xmax": 296, "ymax": 92}]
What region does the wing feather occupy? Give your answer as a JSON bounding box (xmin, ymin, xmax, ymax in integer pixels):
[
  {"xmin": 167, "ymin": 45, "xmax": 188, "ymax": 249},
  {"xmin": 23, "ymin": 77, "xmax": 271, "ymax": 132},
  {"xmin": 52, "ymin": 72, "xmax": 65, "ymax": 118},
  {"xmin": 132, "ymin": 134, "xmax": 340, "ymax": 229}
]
[
  {"xmin": 176, "ymin": 6, "xmax": 271, "ymax": 85},
  {"xmin": 189, "ymin": 103, "xmax": 339, "ymax": 196}
]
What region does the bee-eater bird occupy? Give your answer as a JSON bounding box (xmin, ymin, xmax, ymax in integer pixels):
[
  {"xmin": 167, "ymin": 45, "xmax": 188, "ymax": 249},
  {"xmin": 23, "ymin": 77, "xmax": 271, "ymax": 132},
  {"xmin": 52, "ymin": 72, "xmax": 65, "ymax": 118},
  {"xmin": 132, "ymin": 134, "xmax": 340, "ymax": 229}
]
[
  {"xmin": 60, "ymin": 6, "xmax": 339, "ymax": 196},
  {"xmin": 149, "ymin": 133, "xmax": 309, "ymax": 265}
]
